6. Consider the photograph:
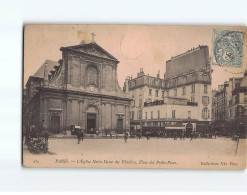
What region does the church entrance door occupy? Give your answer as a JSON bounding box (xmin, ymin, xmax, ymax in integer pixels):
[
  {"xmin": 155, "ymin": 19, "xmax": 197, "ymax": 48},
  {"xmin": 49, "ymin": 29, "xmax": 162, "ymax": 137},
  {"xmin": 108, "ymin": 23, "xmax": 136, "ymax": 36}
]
[
  {"xmin": 116, "ymin": 119, "xmax": 123, "ymax": 134},
  {"xmin": 50, "ymin": 115, "xmax": 60, "ymax": 134},
  {"xmin": 87, "ymin": 113, "xmax": 96, "ymax": 134}
]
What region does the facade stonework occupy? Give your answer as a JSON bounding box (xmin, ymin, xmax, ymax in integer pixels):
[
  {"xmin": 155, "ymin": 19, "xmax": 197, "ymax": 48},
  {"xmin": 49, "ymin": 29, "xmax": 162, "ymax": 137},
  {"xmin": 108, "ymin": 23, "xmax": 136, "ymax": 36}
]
[{"xmin": 24, "ymin": 42, "xmax": 131, "ymax": 135}]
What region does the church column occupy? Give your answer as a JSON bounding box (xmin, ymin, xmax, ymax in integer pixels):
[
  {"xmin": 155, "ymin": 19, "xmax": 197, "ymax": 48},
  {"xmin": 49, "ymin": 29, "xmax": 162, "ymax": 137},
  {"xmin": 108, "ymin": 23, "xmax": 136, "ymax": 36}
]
[
  {"xmin": 43, "ymin": 97, "xmax": 49, "ymax": 129},
  {"xmin": 98, "ymin": 105, "xmax": 102, "ymax": 131},
  {"xmin": 81, "ymin": 59, "xmax": 86, "ymax": 88},
  {"xmin": 67, "ymin": 56, "xmax": 72, "ymax": 85},
  {"xmin": 83, "ymin": 63, "xmax": 87, "ymax": 89},
  {"xmin": 112, "ymin": 66, "xmax": 114, "ymax": 91},
  {"xmin": 101, "ymin": 103, "xmax": 105, "ymax": 132},
  {"xmin": 84, "ymin": 111, "xmax": 87, "ymax": 132},
  {"xmin": 112, "ymin": 103, "xmax": 116, "ymax": 131},
  {"xmin": 102, "ymin": 64, "xmax": 105, "ymax": 90},
  {"xmin": 62, "ymin": 99, "xmax": 67, "ymax": 130},
  {"xmin": 83, "ymin": 101, "xmax": 87, "ymax": 132},
  {"xmin": 98, "ymin": 64, "xmax": 102, "ymax": 92},
  {"xmin": 66, "ymin": 99, "xmax": 72, "ymax": 127},
  {"xmin": 78, "ymin": 100, "xmax": 82, "ymax": 126},
  {"xmin": 110, "ymin": 104, "xmax": 113, "ymax": 130},
  {"xmin": 98, "ymin": 71, "xmax": 101, "ymax": 92},
  {"xmin": 112, "ymin": 66, "xmax": 116, "ymax": 92}
]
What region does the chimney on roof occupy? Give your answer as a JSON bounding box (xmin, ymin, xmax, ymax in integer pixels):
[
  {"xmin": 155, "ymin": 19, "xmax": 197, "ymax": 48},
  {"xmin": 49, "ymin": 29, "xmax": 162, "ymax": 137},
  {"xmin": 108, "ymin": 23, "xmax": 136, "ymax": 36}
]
[
  {"xmin": 91, "ymin": 32, "xmax": 96, "ymax": 43},
  {"xmin": 218, "ymin": 84, "xmax": 224, "ymax": 91},
  {"xmin": 137, "ymin": 68, "xmax": 145, "ymax": 78},
  {"xmin": 80, "ymin": 40, "xmax": 85, "ymax": 45},
  {"xmin": 157, "ymin": 70, "xmax": 160, "ymax": 79},
  {"xmin": 224, "ymin": 81, "xmax": 229, "ymax": 87},
  {"xmin": 124, "ymin": 76, "xmax": 131, "ymax": 93}
]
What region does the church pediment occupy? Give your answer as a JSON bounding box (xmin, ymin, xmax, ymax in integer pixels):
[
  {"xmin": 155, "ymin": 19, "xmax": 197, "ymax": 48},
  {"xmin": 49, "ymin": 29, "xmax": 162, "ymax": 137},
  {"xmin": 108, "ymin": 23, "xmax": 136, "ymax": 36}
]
[{"xmin": 61, "ymin": 42, "xmax": 119, "ymax": 63}]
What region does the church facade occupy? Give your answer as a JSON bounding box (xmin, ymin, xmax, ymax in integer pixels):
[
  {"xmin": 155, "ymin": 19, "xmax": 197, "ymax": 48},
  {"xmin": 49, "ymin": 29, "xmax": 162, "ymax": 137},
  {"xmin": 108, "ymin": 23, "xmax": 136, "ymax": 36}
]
[{"xmin": 24, "ymin": 41, "xmax": 131, "ymax": 135}]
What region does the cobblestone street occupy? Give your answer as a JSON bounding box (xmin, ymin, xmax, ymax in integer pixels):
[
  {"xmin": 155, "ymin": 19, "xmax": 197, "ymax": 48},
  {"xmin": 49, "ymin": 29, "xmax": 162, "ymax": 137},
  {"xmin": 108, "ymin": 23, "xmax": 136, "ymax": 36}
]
[{"xmin": 23, "ymin": 137, "xmax": 245, "ymax": 161}]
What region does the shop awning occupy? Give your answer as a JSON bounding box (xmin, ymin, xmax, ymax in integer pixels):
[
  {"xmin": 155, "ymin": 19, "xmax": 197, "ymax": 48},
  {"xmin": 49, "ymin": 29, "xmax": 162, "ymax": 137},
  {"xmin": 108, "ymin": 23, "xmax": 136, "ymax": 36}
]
[{"xmin": 165, "ymin": 126, "xmax": 184, "ymax": 130}]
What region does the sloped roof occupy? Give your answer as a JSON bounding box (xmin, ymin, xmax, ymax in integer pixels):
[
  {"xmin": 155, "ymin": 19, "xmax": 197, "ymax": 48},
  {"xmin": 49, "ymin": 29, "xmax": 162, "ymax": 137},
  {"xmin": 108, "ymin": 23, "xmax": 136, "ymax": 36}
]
[
  {"xmin": 60, "ymin": 42, "xmax": 119, "ymax": 63},
  {"xmin": 33, "ymin": 60, "xmax": 59, "ymax": 78},
  {"xmin": 240, "ymin": 76, "xmax": 247, "ymax": 87}
]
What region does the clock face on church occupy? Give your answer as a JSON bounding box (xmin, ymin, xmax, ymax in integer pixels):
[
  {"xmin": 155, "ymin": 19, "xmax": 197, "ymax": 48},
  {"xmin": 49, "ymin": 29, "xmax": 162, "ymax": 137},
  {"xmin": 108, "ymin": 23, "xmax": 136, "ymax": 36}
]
[{"xmin": 89, "ymin": 85, "xmax": 95, "ymax": 92}]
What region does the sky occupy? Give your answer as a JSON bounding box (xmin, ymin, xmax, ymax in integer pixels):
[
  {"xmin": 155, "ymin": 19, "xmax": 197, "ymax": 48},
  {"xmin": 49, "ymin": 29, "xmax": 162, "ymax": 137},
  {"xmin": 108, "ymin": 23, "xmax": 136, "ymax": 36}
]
[{"xmin": 24, "ymin": 25, "xmax": 247, "ymax": 89}]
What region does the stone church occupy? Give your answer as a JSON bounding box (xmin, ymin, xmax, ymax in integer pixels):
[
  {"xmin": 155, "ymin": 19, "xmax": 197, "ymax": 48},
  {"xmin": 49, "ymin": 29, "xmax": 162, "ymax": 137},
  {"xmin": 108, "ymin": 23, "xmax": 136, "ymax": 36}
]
[{"xmin": 24, "ymin": 37, "xmax": 131, "ymax": 135}]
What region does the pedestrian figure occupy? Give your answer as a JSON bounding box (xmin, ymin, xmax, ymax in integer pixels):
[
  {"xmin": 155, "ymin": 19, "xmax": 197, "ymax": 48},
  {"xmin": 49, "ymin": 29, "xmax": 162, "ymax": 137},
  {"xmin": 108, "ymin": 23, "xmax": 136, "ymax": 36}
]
[
  {"xmin": 124, "ymin": 132, "xmax": 128, "ymax": 143},
  {"xmin": 214, "ymin": 130, "xmax": 217, "ymax": 139},
  {"xmin": 30, "ymin": 125, "xmax": 36, "ymax": 140},
  {"xmin": 138, "ymin": 132, "xmax": 141, "ymax": 139},
  {"xmin": 110, "ymin": 132, "xmax": 112, "ymax": 139},
  {"xmin": 174, "ymin": 131, "xmax": 177, "ymax": 140},
  {"xmin": 136, "ymin": 132, "xmax": 141, "ymax": 140},
  {"xmin": 146, "ymin": 132, "xmax": 150, "ymax": 140},
  {"xmin": 182, "ymin": 130, "xmax": 186, "ymax": 140},
  {"xmin": 190, "ymin": 131, "xmax": 194, "ymax": 141},
  {"xmin": 43, "ymin": 130, "xmax": 49, "ymax": 146},
  {"xmin": 77, "ymin": 130, "xmax": 83, "ymax": 144}
]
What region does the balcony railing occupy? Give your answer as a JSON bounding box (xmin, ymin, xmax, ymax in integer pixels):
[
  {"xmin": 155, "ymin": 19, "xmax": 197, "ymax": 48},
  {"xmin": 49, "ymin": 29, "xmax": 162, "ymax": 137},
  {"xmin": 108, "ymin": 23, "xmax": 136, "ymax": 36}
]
[
  {"xmin": 144, "ymin": 100, "xmax": 198, "ymax": 107},
  {"xmin": 187, "ymin": 102, "xmax": 198, "ymax": 106},
  {"xmin": 144, "ymin": 100, "xmax": 164, "ymax": 107}
]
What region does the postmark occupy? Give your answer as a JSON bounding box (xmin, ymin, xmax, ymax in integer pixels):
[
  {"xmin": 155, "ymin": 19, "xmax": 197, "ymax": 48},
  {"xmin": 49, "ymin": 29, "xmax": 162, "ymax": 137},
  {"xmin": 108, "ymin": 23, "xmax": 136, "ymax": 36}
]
[{"xmin": 213, "ymin": 29, "xmax": 244, "ymax": 67}]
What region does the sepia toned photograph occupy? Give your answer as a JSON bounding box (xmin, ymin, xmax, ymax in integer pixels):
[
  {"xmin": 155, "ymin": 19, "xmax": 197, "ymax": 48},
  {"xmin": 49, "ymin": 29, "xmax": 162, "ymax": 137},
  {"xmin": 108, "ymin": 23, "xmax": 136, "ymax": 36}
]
[{"xmin": 22, "ymin": 24, "xmax": 247, "ymax": 169}]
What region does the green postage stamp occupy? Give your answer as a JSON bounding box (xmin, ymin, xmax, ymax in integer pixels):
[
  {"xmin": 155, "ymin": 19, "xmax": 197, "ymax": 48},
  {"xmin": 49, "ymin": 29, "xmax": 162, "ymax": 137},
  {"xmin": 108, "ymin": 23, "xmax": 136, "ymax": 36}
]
[{"xmin": 213, "ymin": 29, "xmax": 244, "ymax": 67}]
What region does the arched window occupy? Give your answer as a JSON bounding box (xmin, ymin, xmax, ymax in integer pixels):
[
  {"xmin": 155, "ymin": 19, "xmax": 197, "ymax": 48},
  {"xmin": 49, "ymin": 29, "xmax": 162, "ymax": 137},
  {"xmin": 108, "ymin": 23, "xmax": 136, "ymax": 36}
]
[
  {"xmin": 202, "ymin": 107, "xmax": 210, "ymax": 119},
  {"xmin": 86, "ymin": 65, "xmax": 98, "ymax": 86}
]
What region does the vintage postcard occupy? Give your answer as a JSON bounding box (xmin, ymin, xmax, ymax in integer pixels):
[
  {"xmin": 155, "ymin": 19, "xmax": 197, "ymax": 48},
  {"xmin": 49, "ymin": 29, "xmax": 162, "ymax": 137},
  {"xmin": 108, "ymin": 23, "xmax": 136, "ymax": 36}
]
[{"xmin": 23, "ymin": 25, "xmax": 247, "ymax": 169}]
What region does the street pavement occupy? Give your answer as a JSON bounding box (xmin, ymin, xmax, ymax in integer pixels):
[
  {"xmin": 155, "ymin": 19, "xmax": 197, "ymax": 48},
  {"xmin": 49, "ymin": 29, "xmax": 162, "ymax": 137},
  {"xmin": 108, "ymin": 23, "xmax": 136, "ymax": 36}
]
[{"xmin": 23, "ymin": 136, "xmax": 243, "ymax": 157}]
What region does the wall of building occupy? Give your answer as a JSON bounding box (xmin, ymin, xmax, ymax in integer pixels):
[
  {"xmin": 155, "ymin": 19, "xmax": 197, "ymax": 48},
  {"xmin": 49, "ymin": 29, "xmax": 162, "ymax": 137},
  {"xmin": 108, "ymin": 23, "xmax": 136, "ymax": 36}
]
[
  {"xmin": 142, "ymin": 104, "xmax": 198, "ymax": 120},
  {"xmin": 166, "ymin": 46, "xmax": 209, "ymax": 79},
  {"xmin": 37, "ymin": 91, "xmax": 130, "ymax": 133}
]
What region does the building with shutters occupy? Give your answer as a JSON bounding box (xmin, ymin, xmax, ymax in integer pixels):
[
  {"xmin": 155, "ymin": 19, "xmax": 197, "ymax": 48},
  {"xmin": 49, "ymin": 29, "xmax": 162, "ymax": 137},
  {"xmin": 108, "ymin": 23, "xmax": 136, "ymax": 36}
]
[
  {"xmin": 212, "ymin": 71, "xmax": 247, "ymax": 137},
  {"xmin": 123, "ymin": 45, "xmax": 212, "ymax": 136}
]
